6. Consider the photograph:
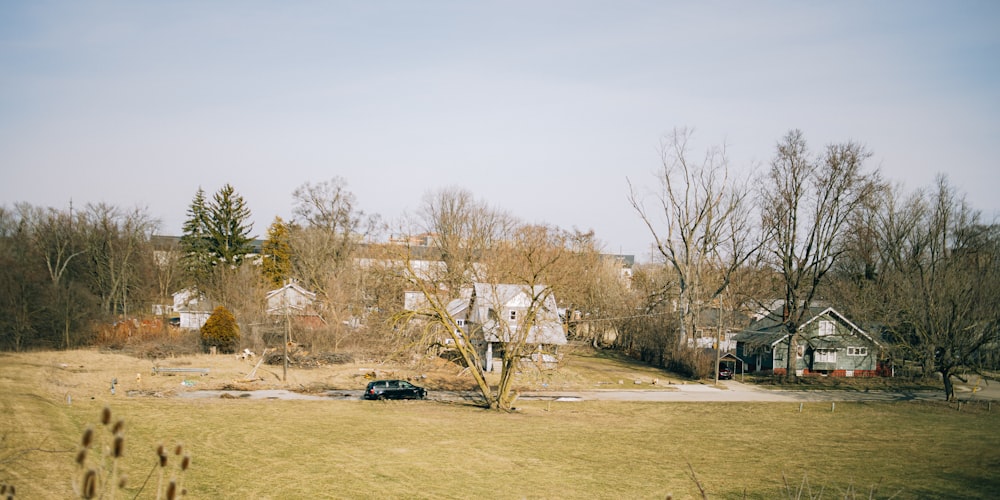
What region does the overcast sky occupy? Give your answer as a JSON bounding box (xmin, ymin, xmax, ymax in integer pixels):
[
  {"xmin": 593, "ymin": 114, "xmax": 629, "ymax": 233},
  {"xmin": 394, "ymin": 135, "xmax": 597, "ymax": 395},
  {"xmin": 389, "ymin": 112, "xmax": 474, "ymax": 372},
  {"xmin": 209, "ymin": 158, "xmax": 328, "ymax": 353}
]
[{"xmin": 2, "ymin": 1, "xmax": 998, "ymax": 260}]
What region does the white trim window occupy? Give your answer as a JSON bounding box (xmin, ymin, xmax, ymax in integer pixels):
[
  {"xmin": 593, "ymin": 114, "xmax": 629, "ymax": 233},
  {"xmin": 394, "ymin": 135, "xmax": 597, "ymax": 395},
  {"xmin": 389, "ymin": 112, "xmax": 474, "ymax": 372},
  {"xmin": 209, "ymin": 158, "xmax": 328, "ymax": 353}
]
[
  {"xmin": 815, "ymin": 349, "xmax": 837, "ymax": 363},
  {"xmin": 847, "ymin": 346, "xmax": 868, "ymax": 356},
  {"xmin": 818, "ymin": 320, "xmax": 835, "ymax": 336},
  {"xmin": 508, "ymin": 310, "xmax": 517, "ymax": 322}
]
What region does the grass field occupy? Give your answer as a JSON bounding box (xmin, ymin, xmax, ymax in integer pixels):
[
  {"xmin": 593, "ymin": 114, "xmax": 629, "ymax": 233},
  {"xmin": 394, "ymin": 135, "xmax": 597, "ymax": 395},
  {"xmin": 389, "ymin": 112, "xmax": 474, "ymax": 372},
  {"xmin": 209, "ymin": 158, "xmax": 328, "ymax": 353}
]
[{"xmin": 2, "ymin": 350, "xmax": 998, "ymax": 499}]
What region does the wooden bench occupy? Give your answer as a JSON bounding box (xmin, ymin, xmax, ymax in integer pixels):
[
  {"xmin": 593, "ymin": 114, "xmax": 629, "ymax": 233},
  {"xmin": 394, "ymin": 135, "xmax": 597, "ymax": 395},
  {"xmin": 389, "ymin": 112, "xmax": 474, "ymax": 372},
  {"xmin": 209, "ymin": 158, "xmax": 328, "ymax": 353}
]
[{"xmin": 152, "ymin": 367, "xmax": 210, "ymax": 376}]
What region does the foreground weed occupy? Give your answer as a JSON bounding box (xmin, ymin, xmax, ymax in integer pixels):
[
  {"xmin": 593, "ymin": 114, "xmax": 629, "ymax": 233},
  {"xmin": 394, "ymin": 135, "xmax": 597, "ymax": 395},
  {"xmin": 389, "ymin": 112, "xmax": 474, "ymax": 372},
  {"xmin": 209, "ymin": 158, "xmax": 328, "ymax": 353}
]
[{"xmin": 72, "ymin": 406, "xmax": 191, "ymax": 499}]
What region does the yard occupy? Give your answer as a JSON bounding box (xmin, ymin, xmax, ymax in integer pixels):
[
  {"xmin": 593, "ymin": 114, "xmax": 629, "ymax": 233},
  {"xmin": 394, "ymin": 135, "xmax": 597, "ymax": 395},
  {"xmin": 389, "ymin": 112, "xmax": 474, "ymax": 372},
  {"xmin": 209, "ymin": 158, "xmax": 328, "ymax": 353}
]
[{"xmin": 1, "ymin": 349, "xmax": 998, "ymax": 498}]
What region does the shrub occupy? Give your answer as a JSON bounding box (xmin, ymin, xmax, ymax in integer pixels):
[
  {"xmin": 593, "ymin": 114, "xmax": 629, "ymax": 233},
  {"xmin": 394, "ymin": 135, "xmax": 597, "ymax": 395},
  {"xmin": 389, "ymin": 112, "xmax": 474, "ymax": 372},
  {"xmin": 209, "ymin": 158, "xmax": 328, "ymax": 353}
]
[
  {"xmin": 200, "ymin": 306, "xmax": 240, "ymax": 354},
  {"xmin": 664, "ymin": 347, "xmax": 714, "ymax": 379}
]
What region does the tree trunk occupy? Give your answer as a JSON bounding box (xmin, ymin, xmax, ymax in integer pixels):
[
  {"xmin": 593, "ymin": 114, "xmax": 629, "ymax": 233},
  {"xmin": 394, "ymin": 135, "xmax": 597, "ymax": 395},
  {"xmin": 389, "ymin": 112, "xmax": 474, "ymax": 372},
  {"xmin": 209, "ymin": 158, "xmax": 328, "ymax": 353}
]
[
  {"xmin": 942, "ymin": 369, "xmax": 955, "ymax": 401},
  {"xmin": 784, "ymin": 329, "xmax": 798, "ymax": 382}
]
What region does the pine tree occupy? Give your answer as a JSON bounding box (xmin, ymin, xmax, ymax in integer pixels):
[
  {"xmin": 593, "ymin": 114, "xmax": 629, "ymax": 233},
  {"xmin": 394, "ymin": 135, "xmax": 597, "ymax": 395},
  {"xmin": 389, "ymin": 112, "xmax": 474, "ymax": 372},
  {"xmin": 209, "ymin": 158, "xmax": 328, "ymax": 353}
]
[
  {"xmin": 179, "ymin": 188, "xmax": 212, "ymax": 287},
  {"xmin": 207, "ymin": 184, "xmax": 253, "ymax": 266},
  {"xmin": 261, "ymin": 217, "xmax": 292, "ymax": 288}
]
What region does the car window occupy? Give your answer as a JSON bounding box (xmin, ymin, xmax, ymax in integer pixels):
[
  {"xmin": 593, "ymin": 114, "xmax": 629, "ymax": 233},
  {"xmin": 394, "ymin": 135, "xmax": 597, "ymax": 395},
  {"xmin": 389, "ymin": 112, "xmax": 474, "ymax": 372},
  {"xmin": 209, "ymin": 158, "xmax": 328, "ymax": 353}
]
[
  {"xmin": 386, "ymin": 380, "xmax": 399, "ymax": 388},
  {"xmin": 399, "ymin": 381, "xmax": 414, "ymax": 389}
]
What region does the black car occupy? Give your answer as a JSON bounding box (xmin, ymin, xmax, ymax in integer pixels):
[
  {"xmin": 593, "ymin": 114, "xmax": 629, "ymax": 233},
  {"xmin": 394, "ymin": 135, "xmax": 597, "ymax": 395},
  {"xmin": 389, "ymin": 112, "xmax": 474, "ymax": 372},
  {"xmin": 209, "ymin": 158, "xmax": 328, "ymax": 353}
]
[
  {"xmin": 718, "ymin": 366, "xmax": 733, "ymax": 380},
  {"xmin": 363, "ymin": 379, "xmax": 427, "ymax": 400}
]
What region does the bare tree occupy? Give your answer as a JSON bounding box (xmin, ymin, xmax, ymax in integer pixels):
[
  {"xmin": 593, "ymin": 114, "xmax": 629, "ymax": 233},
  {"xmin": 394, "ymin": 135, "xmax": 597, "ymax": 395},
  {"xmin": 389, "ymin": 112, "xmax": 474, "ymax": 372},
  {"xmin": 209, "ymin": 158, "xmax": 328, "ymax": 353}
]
[
  {"xmin": 485, "ymin": 224, "xmax": 571, "ymax": 408},
  {"xmin": 0, "ymin": 206, "xmax": 46, "ymax": 350},
  {"xmin": 417, "ymin": 187, "xmax": 511, "ymax": 293},
  {"xmin": 760, "ymin": 130, "xmax": 881, "ymax": 381},
  {"xmin": 392, "ymin": 215, "xmax": 573, "ymax": 411},
  {"xmin": 876, "ymin": 177, "xmax": 1000, "ymax": 400},
  {"xmin": 629, "ymin": 128, "xmax": 759, "ymax": 348},
  {"xmin": 151, "ymin": 235, "xmax": 182, "ymax": 310},
  {"xmin": 25, "ymin": 204, "xmax": 91, "ymax": 349},
  {"xmin": 81, "ymin": 203, "xmax": 158, "ymax": 317},
  {"xmin": 290, "ymin": 178, "xmax": 376, "ymax": 322},
  {"xmin": 552, "ymin": 229, "xmax": 633, "ymax": 348}
]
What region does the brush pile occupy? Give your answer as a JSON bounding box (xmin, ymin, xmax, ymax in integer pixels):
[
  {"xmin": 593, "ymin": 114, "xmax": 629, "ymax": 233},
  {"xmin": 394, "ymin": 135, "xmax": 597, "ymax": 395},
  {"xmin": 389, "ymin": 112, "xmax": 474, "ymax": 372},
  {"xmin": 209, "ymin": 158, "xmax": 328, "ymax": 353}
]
[{"xmin": 262, "ymin": 347, "xmax": 353, "ymax": 368}]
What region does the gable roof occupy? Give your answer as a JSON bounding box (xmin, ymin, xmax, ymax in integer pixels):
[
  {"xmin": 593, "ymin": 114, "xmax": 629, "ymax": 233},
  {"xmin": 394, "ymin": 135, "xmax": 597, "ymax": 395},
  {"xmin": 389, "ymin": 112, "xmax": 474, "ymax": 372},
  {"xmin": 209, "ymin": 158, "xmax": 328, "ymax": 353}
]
[
  {"xmin": 265, "ymin": 281, "xmax": 316, "ymax": 302},
  {"xmin": 265, "ymin": 281, "xmax": 318, "ymax": 316},
  {"xmin": 736, "ymin": 306, "xmax": 881, "ymax": 348}
]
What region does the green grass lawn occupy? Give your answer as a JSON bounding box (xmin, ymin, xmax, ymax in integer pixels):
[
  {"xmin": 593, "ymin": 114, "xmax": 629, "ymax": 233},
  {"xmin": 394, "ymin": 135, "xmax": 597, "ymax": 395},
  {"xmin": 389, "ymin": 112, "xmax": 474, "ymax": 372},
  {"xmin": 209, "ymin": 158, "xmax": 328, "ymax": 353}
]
[{"xmin": 2, "ymin": 353, "xmax": 999, "ymax": 499}]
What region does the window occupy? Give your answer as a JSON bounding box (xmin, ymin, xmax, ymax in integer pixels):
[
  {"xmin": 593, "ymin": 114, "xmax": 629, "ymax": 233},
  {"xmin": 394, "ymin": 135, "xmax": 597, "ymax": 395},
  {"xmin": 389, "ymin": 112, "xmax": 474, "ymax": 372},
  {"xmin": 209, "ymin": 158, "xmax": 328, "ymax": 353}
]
[
  {"xmin": 818, "ymin": 320, "xmax": 835, "ymax": 336},
  {"xmin": 508, "ymin": 310, "xmax": 517, "ymax": 322},
  {"xmin": 847, "ymin": 346, "xmax": 868, "ymax": 356},
  {"xmin": 814, "ymin": 349, "xmax": 837, "ymax": 363},
  {"xmin": 456, "ymin": 319, "xmax": 465, "ymax": 327}
]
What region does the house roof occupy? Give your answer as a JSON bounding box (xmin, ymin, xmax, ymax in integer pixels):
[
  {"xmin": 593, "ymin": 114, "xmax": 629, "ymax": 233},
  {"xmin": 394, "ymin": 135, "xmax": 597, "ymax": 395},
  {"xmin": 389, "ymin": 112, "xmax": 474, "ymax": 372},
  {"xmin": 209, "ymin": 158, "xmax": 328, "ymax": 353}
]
[
  {"xmin": 732, "ymin": 330, "xmax": 787, "ymax": 347},
  {"xmin": 171, "ymin": 287, "xmax": 214, "ymax": 313},
  {"xmin": 446, "ymin": 298, "xmax": 468, "ymax": 319},
  {"xmin": 265, "ymin": 281, "xmax": 316, "ymax": 301},
  {"xmin": 734, "ymin": 306, "xmax": 881, "ymax": 348}
]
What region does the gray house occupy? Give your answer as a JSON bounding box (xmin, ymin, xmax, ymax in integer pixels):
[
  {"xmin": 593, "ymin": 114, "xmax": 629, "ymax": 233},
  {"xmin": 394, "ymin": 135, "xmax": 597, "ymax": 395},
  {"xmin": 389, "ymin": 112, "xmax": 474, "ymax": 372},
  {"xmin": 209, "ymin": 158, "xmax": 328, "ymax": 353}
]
[{"xmin": 734, "ymin": 307, "xmax": 886, "ymax": 377}]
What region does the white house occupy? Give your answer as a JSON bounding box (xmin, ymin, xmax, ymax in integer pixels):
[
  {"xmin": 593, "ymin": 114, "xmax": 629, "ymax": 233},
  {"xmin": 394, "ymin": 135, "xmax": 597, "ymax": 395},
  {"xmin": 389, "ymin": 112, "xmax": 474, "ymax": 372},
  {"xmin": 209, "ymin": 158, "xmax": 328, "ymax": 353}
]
[
  {"xmin": 266, "ymin": 281, "xmax": 317, "ymax": 316},
  {"xmin": 466, "ymin": 283, "xmax": 567, "ymax": 372},
  {"xmin": 172, "ymin": 288, "xmax": 213, "ymax": 330},
  {"xmin": 404, "ymin": 283, "xmax": 568, "ymax": 372},
  {"xmin": 265, "ymin": 281, "xmax": 326, "ymax": 329}
]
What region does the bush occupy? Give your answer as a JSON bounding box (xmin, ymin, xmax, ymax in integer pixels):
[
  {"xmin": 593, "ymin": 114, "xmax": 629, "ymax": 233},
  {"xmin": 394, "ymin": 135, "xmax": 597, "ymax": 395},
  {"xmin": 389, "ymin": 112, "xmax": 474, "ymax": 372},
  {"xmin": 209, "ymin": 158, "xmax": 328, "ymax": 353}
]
[
  {"xmin": 201, "ymin": 306, "xmax": 240, "ymax": 354},
  {"xmin": 664, "ymin": 347, "xmax": 714, "ymax": 379}
]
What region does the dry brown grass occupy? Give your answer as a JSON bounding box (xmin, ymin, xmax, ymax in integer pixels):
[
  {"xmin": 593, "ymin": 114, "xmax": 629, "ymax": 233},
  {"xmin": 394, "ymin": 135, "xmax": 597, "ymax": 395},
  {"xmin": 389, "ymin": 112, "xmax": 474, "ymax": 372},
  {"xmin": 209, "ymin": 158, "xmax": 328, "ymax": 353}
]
[
  {"xmin": 10, "ymin": 342, "xmax": 684, "ymax": 403},
  {"xmin": 3, "ymin": 348, "xmax": 999, "ymax": 499}
]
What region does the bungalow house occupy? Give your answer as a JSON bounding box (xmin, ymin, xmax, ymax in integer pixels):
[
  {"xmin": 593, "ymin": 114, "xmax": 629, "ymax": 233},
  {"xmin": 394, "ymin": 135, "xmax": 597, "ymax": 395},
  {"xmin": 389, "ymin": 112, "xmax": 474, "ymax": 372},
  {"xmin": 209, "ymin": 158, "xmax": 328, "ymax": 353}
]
[
  {"xmin": 407, "ymin": 283, "xmax": 568, "ymax": 372},
  {"xmin": 734, "ymin": 306, "xmax": 886, "ymax": 377},
  {"xmin": 265, "ymin": 281, "xmax": 326, "ymax": 330}
]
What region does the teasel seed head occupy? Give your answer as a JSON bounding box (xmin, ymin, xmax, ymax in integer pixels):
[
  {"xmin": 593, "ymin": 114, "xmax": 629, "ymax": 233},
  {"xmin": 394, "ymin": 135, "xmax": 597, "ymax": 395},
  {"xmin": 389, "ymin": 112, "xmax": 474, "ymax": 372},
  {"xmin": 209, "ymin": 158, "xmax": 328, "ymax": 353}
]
[
  {"xmin": 82, "ymin": 469, "xmax": 97, "ymax": 499},
  {"xmin": 113, "ymin": 434, "xmax": 125, "ymax": 458},
  {"xmin": 81, "ymin": 427, "xmax": 94, "ymax": 448},
  {"xmin": 101, "ymin": 406, "xmax": 111, "ymax": 426}
]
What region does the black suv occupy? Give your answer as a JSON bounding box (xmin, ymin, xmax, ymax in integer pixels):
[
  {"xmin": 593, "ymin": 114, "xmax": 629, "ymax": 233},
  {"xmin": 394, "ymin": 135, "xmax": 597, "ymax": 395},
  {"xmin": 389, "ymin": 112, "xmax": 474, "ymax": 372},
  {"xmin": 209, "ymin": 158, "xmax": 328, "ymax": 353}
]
[{"xmin": 363, "ymin": 379, "xmax": 427, "ymax": 400}]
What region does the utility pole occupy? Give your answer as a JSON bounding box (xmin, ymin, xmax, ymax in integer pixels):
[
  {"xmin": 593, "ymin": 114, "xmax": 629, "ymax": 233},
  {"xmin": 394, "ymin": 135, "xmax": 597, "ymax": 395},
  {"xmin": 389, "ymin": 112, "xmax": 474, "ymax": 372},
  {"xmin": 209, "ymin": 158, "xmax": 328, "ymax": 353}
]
[
  {"xmin": 714, "ymin": 299, "xmax": 722, "ymax": 385},
  {"xmin": 283, "ymin": 293, "xmax": 289, "ymax": 382}
]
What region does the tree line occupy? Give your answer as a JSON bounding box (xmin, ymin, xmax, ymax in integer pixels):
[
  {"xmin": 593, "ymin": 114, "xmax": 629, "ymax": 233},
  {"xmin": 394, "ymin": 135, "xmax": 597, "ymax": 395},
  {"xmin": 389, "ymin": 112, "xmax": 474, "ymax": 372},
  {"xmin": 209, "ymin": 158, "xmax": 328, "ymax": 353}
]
[
  {"xmin": 625, "ymin": 128, "xmax": 999, "ymax": 401},
  {"xmin": 1, "ymin": 129, "xmax": 997, "ymax": 402}
]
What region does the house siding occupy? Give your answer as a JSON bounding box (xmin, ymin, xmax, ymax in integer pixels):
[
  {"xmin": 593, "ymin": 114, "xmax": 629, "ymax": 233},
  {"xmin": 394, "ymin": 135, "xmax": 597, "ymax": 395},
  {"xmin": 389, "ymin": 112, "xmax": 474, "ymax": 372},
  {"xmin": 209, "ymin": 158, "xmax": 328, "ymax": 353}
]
[{"xmin": 734, "ymin": 308, "xmax": 884, "ymax": 377}]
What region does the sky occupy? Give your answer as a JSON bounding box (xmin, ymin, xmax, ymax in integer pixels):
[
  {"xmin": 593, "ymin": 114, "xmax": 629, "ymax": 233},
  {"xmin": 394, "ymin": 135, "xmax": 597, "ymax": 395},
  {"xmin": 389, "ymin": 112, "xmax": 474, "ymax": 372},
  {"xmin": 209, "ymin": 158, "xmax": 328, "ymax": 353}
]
[{"xmin": 1, "ymin": 1, "xmax": 998, "ymax": 261}]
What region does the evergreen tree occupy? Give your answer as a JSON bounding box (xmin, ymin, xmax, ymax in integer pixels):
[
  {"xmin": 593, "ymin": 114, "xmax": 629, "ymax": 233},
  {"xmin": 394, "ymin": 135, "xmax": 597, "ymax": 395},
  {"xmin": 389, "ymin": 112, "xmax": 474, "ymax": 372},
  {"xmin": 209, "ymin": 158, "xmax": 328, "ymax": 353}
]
[
  {"xmin": 207, "ymin": 184, "xmax": 254, "ymax": 266},
  {"xmin": 179, "ymin": 188, "xmax": 212, "ymax": 287},
  {"xmin": 200, "ymin": 305, "xmax": 240, "ymax": 353},
  {"xmin": 261, "ymin": 216, "xmax": 292, "ymax": 288}
]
